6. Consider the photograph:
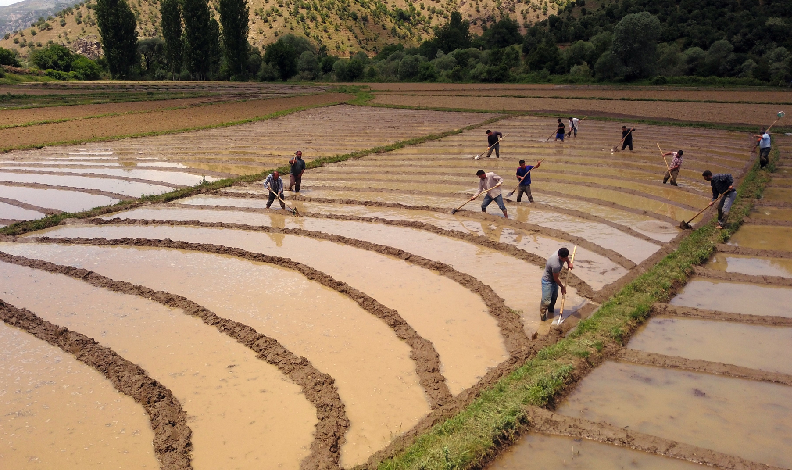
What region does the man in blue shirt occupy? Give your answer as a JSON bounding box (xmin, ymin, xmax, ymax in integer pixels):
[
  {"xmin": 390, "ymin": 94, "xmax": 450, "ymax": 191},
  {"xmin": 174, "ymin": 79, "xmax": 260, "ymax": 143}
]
[
  {"xmin": 540, "ymin": 247, "xmax": 573, "ymax": 321},
  {"xmin": 702, "ymin": 170, "xmax": 736, "ymax": 229},
  {"xmin": 263, "ymin": 171, "xmax": 286, "ymax": 210},
  {"xmin": 515, "ymin": 159, "xmax": 542, "ymax": 203},
  {"xmin": 754, "ymin": 128, "xmax": 771, "ymax": 169}
]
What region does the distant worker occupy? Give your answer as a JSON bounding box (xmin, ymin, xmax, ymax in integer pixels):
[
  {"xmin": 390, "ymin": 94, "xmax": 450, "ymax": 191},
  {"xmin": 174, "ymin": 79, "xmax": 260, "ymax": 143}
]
[
  {"xmin": 568, "ymin": 116, "xmax": 580, "ymax": 138},
  {"xmin": 555, "ymin": 118, "xmax": 566, "ymax": 142},
  {"xmin": 702, "ymin": 170, "xmax": 736, "ymax": 229},
  {"xmin": 515, "ymin": 159, "xmax": 541, "ymax": 203},
  {"xmin": 662, "ymin": 149, "xmax": 683, "ymax": 186},
  {"xmin": 485, "ymin": 130, "xmax": 503, "ymax": 158},
  {"xmin": 476, "ymin": 169, "xmax": 508, "ymax": 218},
  {"xmin": 263, "ymin": 171, "xmax": 286, "ymax": 210},
  {"xmin": 621, "ymin": 126, "xmax": 635, "ymax": 151},
  {"xmin": 540, "ymin": 247, "xmax": 573, "ymax": 322},
  {"xmin": 288, "ymin": 150, "xmax": 306, "ymax": 192},
  {"xmin": 754, "ymin": 128, "xmax": 771, "ymax": 169}
]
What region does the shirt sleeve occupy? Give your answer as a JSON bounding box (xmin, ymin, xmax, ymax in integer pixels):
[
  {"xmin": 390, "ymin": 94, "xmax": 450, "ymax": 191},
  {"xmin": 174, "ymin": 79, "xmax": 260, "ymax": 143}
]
[{"xmin": 493, "ymin": 174, "xmax": 503, "ymax": 184}]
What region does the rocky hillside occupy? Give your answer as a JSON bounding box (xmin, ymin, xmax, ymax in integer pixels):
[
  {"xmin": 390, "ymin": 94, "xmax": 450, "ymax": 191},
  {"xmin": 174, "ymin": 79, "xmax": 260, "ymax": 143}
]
[
  {"xmin": 0, "ymin": 0, "xmax": 562, "ymax": 59},
  {"xmin": 0, "ymin": 0, "xmax": 83, "ymax": 36}
]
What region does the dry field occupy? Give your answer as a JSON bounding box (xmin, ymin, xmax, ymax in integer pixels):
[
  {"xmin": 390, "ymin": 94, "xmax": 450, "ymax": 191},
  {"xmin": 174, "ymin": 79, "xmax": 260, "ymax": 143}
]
[{"xmin": 0, "ymin": 85, "xmax": 789, "ymax": 470}]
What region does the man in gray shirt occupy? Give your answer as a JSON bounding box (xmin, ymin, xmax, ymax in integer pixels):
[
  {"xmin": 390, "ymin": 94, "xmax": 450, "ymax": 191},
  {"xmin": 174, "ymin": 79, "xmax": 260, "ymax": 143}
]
[{"xmin": 540, "ymin": 247, "xmax": 574, "ymax": 321}]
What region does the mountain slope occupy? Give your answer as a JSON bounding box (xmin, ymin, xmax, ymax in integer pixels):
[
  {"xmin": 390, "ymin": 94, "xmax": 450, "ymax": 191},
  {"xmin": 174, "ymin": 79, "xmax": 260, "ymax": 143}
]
[{"xmin": 0, "ymin": 0, "xmax": 84, "ymax": 36}]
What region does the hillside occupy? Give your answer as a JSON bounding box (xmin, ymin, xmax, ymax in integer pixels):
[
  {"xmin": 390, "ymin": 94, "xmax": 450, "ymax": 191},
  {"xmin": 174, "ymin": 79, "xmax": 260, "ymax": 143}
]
[
  {"xmin": 0, "ymin": 0, "xmax": 83, "ymax": 36},
  {"xmin": 0, "ymin": 0, "xmax": 563, "ymax": 60}
]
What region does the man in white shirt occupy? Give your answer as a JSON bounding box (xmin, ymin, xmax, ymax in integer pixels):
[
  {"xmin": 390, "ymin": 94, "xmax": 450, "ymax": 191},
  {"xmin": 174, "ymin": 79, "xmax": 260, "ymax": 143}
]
[
  {"xmin": 476, "ymin": 169, "xmax": 508, "ymax": 218},
  {"xmin": 568, "ymin": 117, "xmax": 580, "ymax": 138},
  {"xmin": 754, "ymin": 128, "xmax": 771, "ymax": 168}
]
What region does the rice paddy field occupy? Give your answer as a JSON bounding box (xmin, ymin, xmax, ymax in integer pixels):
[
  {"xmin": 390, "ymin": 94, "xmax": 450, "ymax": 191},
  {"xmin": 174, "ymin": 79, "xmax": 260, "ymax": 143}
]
[{"xmin": 0, "ymin": 81, "xmax": 790, "ymax": 470}]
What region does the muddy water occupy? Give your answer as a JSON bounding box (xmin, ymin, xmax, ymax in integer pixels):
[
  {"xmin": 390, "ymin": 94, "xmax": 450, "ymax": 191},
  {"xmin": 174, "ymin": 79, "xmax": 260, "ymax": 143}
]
[
  {"xmin": 670, "ymin": 278, "xmax": 792, "ymax": 318},
  {"xmin": 0, "ymin": 258, "xmax": 317, "ymax": 469},
  {"xmin": 0, "ymin": 244, "xmax": 431, "ymax": 467},
  {"xmin": 0, "ymin": 322, "xmax": 159, "ymax": 469},
  {"xmin": 0, "ymin": 172, "xmax": 173, "ymax": 197},
  {"xmin": 728, "ymin": 225, "xmax": 792, "ymax": 252},
  {"xmin": 3, "ymin": 167, "xmax": 217, "ymax": 186},
  {"xmin": 487, "ymin": 432, "xmax": 702, "ymax": 470},
  {"xmin": 557, "ymin": 361, "xmax": 792, "ymax": 468},
  {"xmin": 32, "ymin": 224, "xmax": 507, "ymax": 400},
  {"xmin": 708, "ymin": 253, "xmax": 792, "ymax": 278},
  {"xmin": 762, "ymin": 187, "xmax": 792, "ymax": 204},
  {"xmin": 0, "ymin": 185, "xmax": 117, "ymax": 213},
  {"xmin": 0, "ymin": 202, "xmax": 43, "ymax": 221},
  {"xmin": 750, "ymin": 207, "xmax": 792, "ymax": 222},
  {"xmin": 628, "ymin": 317, "xmax": 792, "ymax": 375},
  {"xmin": 102, "ymin": 206, "xmax": 584, "ymax": 334}
]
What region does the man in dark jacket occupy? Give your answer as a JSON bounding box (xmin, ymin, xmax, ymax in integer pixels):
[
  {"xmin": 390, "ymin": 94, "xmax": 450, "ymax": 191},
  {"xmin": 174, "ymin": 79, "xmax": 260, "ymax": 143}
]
[
  {"xmin": 485, "ymin": 130, "xmax": 503, "ymax": 158},
  {"xmin": 621, "ymin": 126, "xmax": 635, "ymax": 151},
  {"xmin": 702, "ymin": 170, "xmax": 736, "ymax": 229},
  {"xmin": 288, "ymin": 150, "xmax": 306, "ymax": 192}
]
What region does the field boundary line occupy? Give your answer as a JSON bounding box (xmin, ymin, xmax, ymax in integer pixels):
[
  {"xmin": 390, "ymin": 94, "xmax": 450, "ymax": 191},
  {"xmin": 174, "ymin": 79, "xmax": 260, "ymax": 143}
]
[
  {"xmin": 652, "ymin": 303, "xmax": 792, "ymax": 327},
  {"xmin": 0, "ymin": 180, "xmax": 134, "ymax": 200}
]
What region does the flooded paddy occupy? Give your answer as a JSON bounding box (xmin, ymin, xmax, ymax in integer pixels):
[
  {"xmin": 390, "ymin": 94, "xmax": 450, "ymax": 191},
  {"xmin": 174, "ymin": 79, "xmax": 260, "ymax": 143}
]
[
  {"xmin": 708, "ymin": 253, "xmax": 792, "ymax": 278},
  {"xmin": 0, "ymin": 185, "xmax": 117, "ymax": 213},
  {"xmin": 557, "ymin": 361, "xmax": 792, "ymax": 468},
  {"xmin": 0, "ymin": 172, "xmax": 174, "ymax": 198},
  {"xmin": 0, "ymin": 202, "xmax": 43, "ymax": 221},
  {"xmin": 670, "ymin": 278, "xmax": 792, "ymax": 317},
  {"xmin": 750, "ymin": 206, "xmax": 792, "ymax": 222},
  {"xmin": 728, "ymin": 225, "xmax": 792, "ymax": 252},
  {"xmin": 0, "ymin": 322, "xmax": 159, "ymax": 470}
]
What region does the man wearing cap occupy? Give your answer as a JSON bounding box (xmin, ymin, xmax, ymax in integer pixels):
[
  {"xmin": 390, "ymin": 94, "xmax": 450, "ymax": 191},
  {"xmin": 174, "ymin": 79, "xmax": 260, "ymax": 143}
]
[
  {"xmin": 662, "ymin": 149, "xmax": 683, "ymax": 186},
  {"xmin": 754, "ymin": 128, "xmax": 771, "ymax": 169},
  {"xmin": 702, "ymin": 170, "xmax": 735, "ymax": 229},
  {"xmin": 288, "ymin": 151, "xmax": 306, "ymax": 192},
  {"xmin": 515, "ymin": 159, "xmax": 541, "ymax": 203},
  {"xmin": 476, "ymin": 169, "xmax": 508, "ymax": 218},
  {"xmin": 540, "ymin": 247, "xmax": 574, "ymax": 322},
  {"xmin": 263, "ymin": 171, "xmax": 286, "ymax": 210},
  {"xmin": 484, "ymin": 130, "xmax": 503, "ymax": 158}
]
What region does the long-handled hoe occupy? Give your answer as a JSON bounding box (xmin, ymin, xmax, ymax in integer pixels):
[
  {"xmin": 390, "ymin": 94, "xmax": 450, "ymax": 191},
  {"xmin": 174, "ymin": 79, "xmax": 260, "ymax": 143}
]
[
  {"xmin": 751, "ymin": 111, "xmax": 785, "ymax": 153},
  {"xmin": 474, "ymin": 134, "xmax": 506, "ymax": 160},
  {"xmin": 657, "ymin": 143, "xmax": 671, "ymax": 172},
  {"xmin": 451, "ymin": 182, "xmax": 502, "ymax": 214},
  {"xmin": 567, "ymin": 116, "xmax": 588, "ymax": 137},
  {"xmin": 553, "ymin": 245, "xmax": 577, "ymax": 326},
  {"xmin": 266, "ymin": 186, "xmax": 301, "ymax": 216},
  {"xmin": 506, "ymin": 159, "xmax": 544, "ymax": 198},
  {"xmin": 611, "ymin": 128, "xmax": 634, "ymax": 153},
  {"xmin": 679, "ymin": 192, "xmax": 725, "ymax": 230}
]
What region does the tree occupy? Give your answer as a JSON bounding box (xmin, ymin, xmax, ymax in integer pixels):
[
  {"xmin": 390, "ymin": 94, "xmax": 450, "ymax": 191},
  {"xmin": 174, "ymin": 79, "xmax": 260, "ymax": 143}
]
[
  {"xmin": 611, "ymin": 12, "xmax": 661, "ymax": 79},
  {"xmin": 432, "ymin": 11, "xmax": 471, "ymax": 54},
  {"xmin": 481, "ymin": 17, "xmax": 522, "ymax": 50},
  {"xmin": 138, "ymin": 38, "xmax": 166, "ymax": 76},
  {"xmin": 182, "ymin": 0, "xmax": 213, "ymax": 79},
  {"xmin": 30, "ymin": 44, "xmax": 74, "ymax": 71},
  {"xmin": 218, "ymin": 0, "xmax": 249, "ymax": 78},
  {"xmin": 264, "ymin": 38, "xmax": 297, "ymax": 80},
  {"xmin": 160, "ymin": 0, "xmax": 183, "ymax": 78},
  {"xmin": 95, "ymin": 0, "xmax": 138, "ymax": 78},
  {"xmin": 0, "ymin": 47, "xmax": 21, "ymax": 67}
]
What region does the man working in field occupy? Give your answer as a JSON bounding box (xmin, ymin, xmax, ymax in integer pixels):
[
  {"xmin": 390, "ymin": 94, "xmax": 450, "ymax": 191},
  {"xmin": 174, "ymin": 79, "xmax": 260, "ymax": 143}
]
[
  {"xmin": 567, "ymin": 117, "xmax": 580, "ymax": 138},
  {"xmin": 621, "ymin": 126, "xmax": 635, "ymax": 151},
  {"xmin": 555, "ymin": 118, "xmax": 566, "ymax": 142},
  {"xmin": 540, "ymin": 248, "xmax": 573, "ymax": 322},
  {"xmin": 485, "ymin": 130, "xmax": 503, "ymax": 158},
  {"xmin": 263, "ymin": 171, "xmax": 286, "ymax": 210},
  {"xmin": 515, "ymin": 159, "xmax": 541, "ymax": 203},
  {"xmin": 288, "ymin": 150, "xmax": 306, "ymax": 192},
  {"xmin": 702, "ymin": 170, "xmax": 736, "ymax": 229},
  {"xmin": 754, "ymin": 128, "xmax": 771, "ymax": 169},
  {"xmin": 477, "ymin": 169, "xmax": 508, "ymax": 218},
  {"xmin": 662, "ymin": 149, "xmax": 683, "ymax": 186}
]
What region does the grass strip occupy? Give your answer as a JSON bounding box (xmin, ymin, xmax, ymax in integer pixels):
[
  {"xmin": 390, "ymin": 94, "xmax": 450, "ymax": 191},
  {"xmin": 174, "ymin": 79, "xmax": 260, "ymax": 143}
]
[
  {"xmin": 376, "ymin": 146, "xmax": 778, "ymax": 470},
  {"xmin": 0, "ymin": 111, "xmax": 507, "ymax": 236}
]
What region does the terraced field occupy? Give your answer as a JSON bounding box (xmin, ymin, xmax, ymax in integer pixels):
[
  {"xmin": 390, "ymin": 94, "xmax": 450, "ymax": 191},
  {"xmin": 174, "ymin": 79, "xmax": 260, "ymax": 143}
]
[{"xmin": 0, "ymin": 84, "xmax": 787, "ymax": 470}]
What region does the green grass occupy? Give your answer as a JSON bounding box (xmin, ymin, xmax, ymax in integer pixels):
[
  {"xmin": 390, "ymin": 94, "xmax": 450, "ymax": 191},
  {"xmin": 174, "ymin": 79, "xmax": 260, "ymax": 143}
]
[
  {"xmin": 376, "ymin": 146, "xmax": 778, "ymax": 470},
  {"xmin": 0, "ymin": 89, "xmax": 212, "ymax": 109}
]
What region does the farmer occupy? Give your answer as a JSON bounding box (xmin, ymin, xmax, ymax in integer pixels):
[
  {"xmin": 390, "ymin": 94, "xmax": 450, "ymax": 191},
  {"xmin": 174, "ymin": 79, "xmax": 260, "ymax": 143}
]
[
  {"xmin": 555, "ymin": 118, "xmax": 566, "ymax": 142},
  {"xmin": 754, "ymin": 128, "xmax": 771, "ymax": 169},
  {"xmin": 515, "ymin": 159, "xmax": 541, "ymax": 203},
  {"xmin": 288, "ymin": 150, "xmax": 306, "ymax": 192},
  {"xmin": 540, "ymin": 247, "xmax": 573, "ymax": 322},
  {"xmin": 702, "ymin": 170, "xmax": 736, "ymax": 229},
  {"xmin": 263, "ymin": 171, "xmax": 286, "ymax": 210},
  {"xmin": 485, "ymin": 130, "xmax": 502, "ymax": 158},
  {"xmin": 568, "ymin": 116, "xmax": 580, "ymax": 138},
  {"xmin": 476, "ymin": 169, "xmax": 508, "ymax": 218},
  {"xmin": 662, "ymin": 149, "xmax": 683, "ymax": 186},
  {"xmin": 621, "ymin": 126, "xmax": 635, "ymax": 151}
]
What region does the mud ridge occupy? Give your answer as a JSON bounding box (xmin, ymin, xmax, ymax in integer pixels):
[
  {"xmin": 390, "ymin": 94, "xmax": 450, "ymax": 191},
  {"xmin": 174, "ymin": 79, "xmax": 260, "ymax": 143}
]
[
  {"xmin": 224, "ymin": 191, "xmax": 638, "ymax": 271},
  {"xmin": 0, "ymin": 195, "xmax": 60, "ymax": 214},
  {"xmin": 0, "ymin": 298, "xmax": 193, "ymax": 470},
  {"xmin": 0, "ymin": 180, "xmax": 134, "ymax": 200},
  {"xmin": 0, "ymin": 218, "xmax": 21, "ymax": 225},
  {"xmin": 0, "ymin": 168, "xmax": 185, "ymax": 188},
  {"xmin": 0, "ymin": 250, "xmax": 348, "ymax": 470},
  {"xmin": 615, "ymin": 349, "xmax": 792, "ymax": 386},
  {"xmin": 716, "ymin": 244, "xmax": 792, "ymax": 259},
  {"xmin": 88, "ymin": 217, "xmax": 535, "ymax": 356},
  {"xmin": 694, "ymin": 266, "xmax": 792, "ymax": 287},
  {"xmin": 652, "ymin": 303, "xmax": 792, "ymax": 327},
  {"xmin": 743, "ymin": 217, "xmax": 792, "ymax": 227},
  {"xmin": 0, "ymin": 163, "xmax": 236, "ymax": 179},
  {"xmin": 526, "ymin": 407, "xmax": 785, "ymax": 470},
  {"xmin": 24, "ymin": 235, "xmax": 455, "ymax": 410},
  {"xmin": 754, "ymin": 199, "xmax": 792, "ymax": 209}
]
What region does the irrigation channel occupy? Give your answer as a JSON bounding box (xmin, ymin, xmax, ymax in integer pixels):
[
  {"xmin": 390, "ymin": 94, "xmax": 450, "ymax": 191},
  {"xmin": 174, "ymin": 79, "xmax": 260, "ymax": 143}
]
[{"xmin": 0, "ymin": 103, "xmax": 778, "ymax": 469}]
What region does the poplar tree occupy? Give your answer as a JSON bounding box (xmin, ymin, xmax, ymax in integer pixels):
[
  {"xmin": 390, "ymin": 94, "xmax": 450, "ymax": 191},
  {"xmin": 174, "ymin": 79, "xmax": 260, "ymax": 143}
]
[
  {"xmin": 182, "ymin": 0, "xmax": 213, "ymax": 79},
  {"xmin": 95, "ymin": 0, "xmax": 138, "ymax": 78},
  {"xmin": 219, "ymin": 0, "xmax": 249, "ymax": 78},
  {"xmin": 160, "ymin": 0, "xmax": 183, "ymax": 78}
]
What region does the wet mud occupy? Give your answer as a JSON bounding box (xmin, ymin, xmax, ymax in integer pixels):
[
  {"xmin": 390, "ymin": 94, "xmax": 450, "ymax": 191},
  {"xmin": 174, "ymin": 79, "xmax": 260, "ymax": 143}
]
[
  {"xmin": 0, "ymin": 179, "xmax": 133, "ymax": 200},
  {"xmin": 653, "ymin": 302, "xmax": 792, "ymax": 327},
  {"xmin": 670, "ymin": 278, "xmax": 792, "ymax": 318},
  {"xmin": 0, "ymin": 168, "xmax": 184, "ymax": 188},
  {"xmin": 717, "ymin": 243, "xmax": 792, "ymax": 259},
  {"xmin": 0, "ymin": 195, "xmax": 61, "ymax": 214},
  {"xmin": 0, "ymin": 250, "xmax": 346, "ymax": 469},
  {"xmin": 728, "ymin": 225, "xmax": 792, "ymax": 252},
  {"xmin": 708, "ymin": 252, "xmax": 792, "ymax": 278},
  {"xmin": 694, "ymin": 266, "xmax": 792, "ymax": 287},
  {"xmin": 0, "ymin": 184, "xmax": 117, "ymax": 213},
  {"xmin": 0, "ymin": 200, "xmax": 45, "ymax": 220},
  {"xmin": 0, "ymin": 172, "xmax": 174, "ymax": 198},
  {"xmin": 0, "ymin": 300, "xmax": 192, "ymax": 469}
]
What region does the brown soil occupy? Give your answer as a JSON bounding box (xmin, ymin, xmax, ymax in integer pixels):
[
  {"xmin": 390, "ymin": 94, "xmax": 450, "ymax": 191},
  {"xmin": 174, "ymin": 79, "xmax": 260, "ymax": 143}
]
[
  {"xmin": 0, "ymin": 180, "xmax": 132, "ymax": 200},
  {"xmin": 743, "ymin": 217, "xmax": 792, "ymax": 227},
  {"xmin": 755, "ymin": 199, "xmax": 792, "ymax": 208},
  {"xmin": 0, "ymin": 299, "xmax": 193, "ymax": 470},
  {"xmin": 0, "ymin": 218, "xmax": 19, "ymax": 225},
  {"xmin": 717, "ymin": 243, "xmax": 792, "ymax": 259},
  {"xmin": 0, "ymin": 93, "xmax": 350, "ymax": 150},
  {"xmin": 1, "ymin": 165, "xmax": 233, "ymax": 180},
  {"xmin": 615, "ymin": 349, "xmax": 792, "ymax": 386},
  {"xmin": 525, "ymin": 407, "xmax": 784, "ymax": 470},
  {"xmin": 0, "ymin": 169, "xmax": 184, "ymax": 188},
  {"xmin": 0, "ymin": 195, "xmax": 59, "ymax": 214},
  {"xmin": 0, "ymin": 250, "xmax": 347, "ymax": 470},
  {"xmin": 652, "ymin": 303, "xmax": 792, "ymax": 327},
  {"xmin": 693, "ymin": 266, "xmax": 792, "ymax": 287}
]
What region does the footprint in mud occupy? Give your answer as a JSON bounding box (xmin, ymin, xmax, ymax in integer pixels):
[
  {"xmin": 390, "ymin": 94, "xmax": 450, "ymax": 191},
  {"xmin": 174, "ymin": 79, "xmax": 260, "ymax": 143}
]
[
  {"xmin": 693, "ymin": 388, "xmax": 707, "ymax": 397},
  {"xmin": 629, "ymin": 373, "xmax": 653, "ymax": 384}
]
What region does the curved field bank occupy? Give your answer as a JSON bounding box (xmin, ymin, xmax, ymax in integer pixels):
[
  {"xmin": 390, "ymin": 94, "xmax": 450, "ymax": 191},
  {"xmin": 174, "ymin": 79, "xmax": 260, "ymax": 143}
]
[{"xmin": 0, "ymin": 321, "xmax": 159, "ymax": 470}]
